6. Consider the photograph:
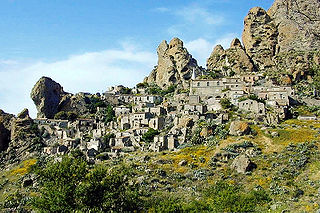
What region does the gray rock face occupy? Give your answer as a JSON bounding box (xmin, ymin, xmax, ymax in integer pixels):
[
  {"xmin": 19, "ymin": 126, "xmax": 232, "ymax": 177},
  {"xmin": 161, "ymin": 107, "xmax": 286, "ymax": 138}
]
[
  {"xmin": 207, "ymin": 38, "xmax": 255, "ymax": 74},
  {"xmin": 240, "ymin": 0, "xmax": 320, "ymax": 74},
  {"xmin": 3, "ymin": 109, "xmax": 43, "ymax": 162},
  {"xmin": 231, "ymin": 154, "xmax": 256, "ymax": 174},
  {"xmin": 242, "ymin": 7, "xmax": 278, "ymax": 70},
  {"xmin": 0, "ymin": 123, "xmax": 10, "ymax": 151},
  {"xmin": 268, "ymin": 0, "xmax": 320, "ymax": 53},
  {"xmin": 31, "ymin": 77, "xmax": 65, "ymax": 119},
  {"xmin": 145, "ymin": 38, "xmax": 202, "ymax": 89},
  {"xmin": 0, "ymin": 109, "xmax": 14, "ymax": 152}
]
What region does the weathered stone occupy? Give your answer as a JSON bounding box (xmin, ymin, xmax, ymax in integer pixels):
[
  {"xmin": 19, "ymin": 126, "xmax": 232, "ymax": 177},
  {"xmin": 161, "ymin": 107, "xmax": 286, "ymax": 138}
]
[
  {"xmin": 30, "ymin": 77, "xmax": 65, "ymax": 119},
  {"xmin": 271, "ymin": 131, "xmax": 279, "ymax": 137},
  {"xmin": 268, "ymin": 0, "xmax": 320, "ymax": 53},
  {"xmin": 145, "ymin": 38, "xmax": 202, "ymax": 89},
  {"xmin": 242, "ymin": 7, "xmax": 278, "ymax": 70},
  {"xmin": 229, "ymin": 121, "xmax": 250, "ymax": 136},
  {"xmin": 231, "ymin": 154, "xmax": 256, "ymax": 174},
  {"xmin": 0, "ymin": 123, "xmax": 10, "ymax": 151},
  {"xmin": 207, "ymin": 38, "xmax": 255, "ymax": 74},
  {"xmin": 5, "ymin": 109, "xmax": 43, "ymax": 162},
  {"xmin": 178, "ymin": 160, "xmax": 188, "ymax": 166}
]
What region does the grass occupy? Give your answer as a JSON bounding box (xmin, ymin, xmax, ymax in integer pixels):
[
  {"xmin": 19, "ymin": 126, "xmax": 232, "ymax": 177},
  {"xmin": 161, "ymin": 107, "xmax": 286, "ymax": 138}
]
[
  {"xmin": 10, "ymin": 159, "xmax": 37, "ymax": 176},
  {"xmin": 272, "ymin": 128, "xmax": 317, "ymax": 145}
]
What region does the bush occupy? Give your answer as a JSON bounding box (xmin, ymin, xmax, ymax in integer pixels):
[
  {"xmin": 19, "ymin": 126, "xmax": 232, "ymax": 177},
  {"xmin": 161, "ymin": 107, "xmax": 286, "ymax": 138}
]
[
  {"xmin": 32, "ymin": 157, "xmax": 88, "ymax": 212},
  {"xmin": 54, "ymin": 111, "xmax": 78, "ymax": 121},
  {"xmin": 104, "ymin": 105, "xmax": 115, "ymax": 123},
  {"xmin": 87, "ymin": 96, "xmax": 107, "ymax": 113},
  {"xmin": 147, "ymin": 84, "xmax": 176, "ymax": 96},
  {"xmin": 142, "ymin": 128, "xmax": 160, "ymax": 143},
  {"xmin": 204, "ymin": 181, "xmax": 271, "ymax": 212},
  {"xmin": 32, "ymin": 157, "xmax": 142, "ymax": 212},
  {"xmin": 136, "ymin": 82, "xmax": 149, "ymax": 88},
  {"xmin": 220, "ymin": 98, "xmax": 232, "ymax": 109}
]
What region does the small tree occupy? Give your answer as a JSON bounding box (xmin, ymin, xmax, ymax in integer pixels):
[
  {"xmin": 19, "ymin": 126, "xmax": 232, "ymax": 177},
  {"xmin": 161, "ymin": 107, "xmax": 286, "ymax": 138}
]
[
  {"xmin": 142, "ymin": 128, "xmax": 160, "ymax": 143},
  {"xmin": 220, "ymin": 98, "xmax": 232, "ymax": 109},
  {"xmin": 54, "ymin": 111, "xmax": 68, "ymax": 120}
]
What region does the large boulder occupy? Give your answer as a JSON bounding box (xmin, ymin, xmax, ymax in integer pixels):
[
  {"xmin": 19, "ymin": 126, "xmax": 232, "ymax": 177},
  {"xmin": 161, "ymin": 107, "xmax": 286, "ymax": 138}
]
[
  {"xmin": 31, "ymin": 77, "xmax": 65, "ymax": 118},
  {"xmin": 145, "ymin": 38, "xmax": 202, "ymax": 89},
  {"xmin": 207, "ymin": 38, "xmax": 255, "ymax": 75},
  {"xmin": 231, "ymin": 154, "xmax": 256, "ymax": 174},
  {"xmin": 229, "ymin": 121, "xmax": 250, "ymax": 136}
]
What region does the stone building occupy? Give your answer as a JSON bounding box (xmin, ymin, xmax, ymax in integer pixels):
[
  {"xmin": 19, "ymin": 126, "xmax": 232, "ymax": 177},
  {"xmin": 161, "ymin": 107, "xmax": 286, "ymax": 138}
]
[{"xmin": 238, "ymin": 99, "xmax": 265, "ymax": 115}]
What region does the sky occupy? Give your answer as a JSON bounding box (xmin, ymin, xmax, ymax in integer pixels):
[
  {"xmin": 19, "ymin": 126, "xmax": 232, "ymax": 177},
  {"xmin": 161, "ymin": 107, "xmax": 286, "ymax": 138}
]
[{"xmin": 0, "ymin": 0, "xmax": 274, "ymax": 118}]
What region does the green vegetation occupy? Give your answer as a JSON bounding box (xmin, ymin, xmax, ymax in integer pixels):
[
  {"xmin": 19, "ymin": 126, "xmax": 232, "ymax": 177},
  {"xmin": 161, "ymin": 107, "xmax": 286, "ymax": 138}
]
[
  {"xmin": 147, "ymin": 84, "xmax": 176, "ymax": 96},
  {"xmin": 86, "ymin": 96, "xmax": 107, "ymax": 113},
  {"xmin": 54, "ymin": 111, "xmax": 78, "ymax": 121},
  {"xmin": 142, "ymin": 128, "xmax": 160, "ymax": 143},
  {"xmin": 120, "ymin": 87, "xmax": 132, "ymax": 94},
  {"xmin": 136, "ymin": 82, "xmax": 149, "ymax": 88},
  {"xmin": 104, "ymin": 105, "xmax": 115, "ymax": 123},
  {"xmin": 32, "ymin": 157, "xmax": 142, "ymax": 212},
  {"xmin": 220, "ymin": 98, "xmax": 233, "ymax": 109},
  {"xmin": 239, "ymin": 94, "xmax": 265, "ymax": 104}
]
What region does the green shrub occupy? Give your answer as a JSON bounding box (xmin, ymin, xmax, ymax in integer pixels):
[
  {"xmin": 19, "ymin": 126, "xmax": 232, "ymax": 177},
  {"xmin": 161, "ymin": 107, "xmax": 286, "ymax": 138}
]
[
  {"xmin": 136, "ymin": 82, "xmax": 149, "ymax": 88},
  {"xmin": 32, "ymin": 157, "xmax": 142, "ymax": 212},
  {"xmin": 32, "ymin": 157, "xmax": 88, "ymax": 212},
  {"xmin": 204, "ymin": 181, "xmax": 271, "ymax": 212},
  {"xmin": 220, "ymin": 98, "xmax": 232, "ymax": 109},
  {"xmin": 142, "ymin": 128, "xmax": 160, "ymax": 143},
  {"xmin": 104, "ymin": 105, "xmax": 115, "ymax": 123}
]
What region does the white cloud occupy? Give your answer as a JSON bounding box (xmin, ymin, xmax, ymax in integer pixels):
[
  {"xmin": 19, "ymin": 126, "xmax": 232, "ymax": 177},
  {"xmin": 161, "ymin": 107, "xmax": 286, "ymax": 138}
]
[
  {"xmin": 166, "ymin": 4, "xmax": 225, "ymax": 38},
  {"xmin": 176, "ymin": 5, "xmax": 224, "ymax": 25},
  {"xmin": 185, "ymin": 33, "xmax": 239, "ymax": 67},
  {"xmin": 154, "ymin": 7, "xmax": 170, "ymax": 13},
  {"xmin": 185, "ymin": 38, "xmax": 214, "ymax": 67},
  {"xmin": 0, "ymin": 45, "xmax": 157, "ymax": 118},
  {"xmin": 213, "ymin": 33, "xmax": 238, "ymax": 49}
]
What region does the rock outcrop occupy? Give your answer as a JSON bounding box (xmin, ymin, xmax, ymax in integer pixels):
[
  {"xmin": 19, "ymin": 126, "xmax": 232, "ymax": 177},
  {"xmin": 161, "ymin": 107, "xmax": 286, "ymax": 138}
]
[
  {"xmin": 31, "ymin": 77, "xmax": 92, "ymax": 119},
  {"xmin": 231, "ymin": 154, "xmax": 256, "ymax": 174},
  {"xmin": 5, "ymin": 109, "xmax": 43, "ymax": 162},
  {"xmin": 0, "ymin": 110, "xmax": 14, "ymax": 152},
  {"xmin": 145, "ymin": 38, "xmax": 202, "ymax": 89},
  {"xmin": 268, "ymin": 0, "xmax": 320, "ymax": 53},
  {"xmin": 0, "ymin": 123, "xmax": 10, "ymax": 152},
  {"xmin": 242, "ymin": 7, "xmax": 278, "ymax": 70},
  {"xmin": 239, "ymin": 0, "xmax": 320, "ymax": 75},
  {"xmin": 31, "ymin": 77, "xmax": 66, "ymax": 119},
  {"xmin": 207, "ymin": 38, "xmax": 255, "ymax": 75},
  {"xmin": 229, "ymin": 121, "xmax": 251, "ymax": 136}
]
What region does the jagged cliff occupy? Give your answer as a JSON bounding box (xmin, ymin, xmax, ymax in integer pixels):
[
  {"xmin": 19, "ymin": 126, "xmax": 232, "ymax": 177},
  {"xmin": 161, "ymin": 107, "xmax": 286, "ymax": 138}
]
[
  {"xmin": 144, "ymin": 38, "xmax": 202, "ymax": 89},
  {"xmin": 206, "ymin": 0, "xmax": 320, "ymax": 84},
  {"xmin": 30, "ymin": 77, "xmax": 93, "ymax": 119}
]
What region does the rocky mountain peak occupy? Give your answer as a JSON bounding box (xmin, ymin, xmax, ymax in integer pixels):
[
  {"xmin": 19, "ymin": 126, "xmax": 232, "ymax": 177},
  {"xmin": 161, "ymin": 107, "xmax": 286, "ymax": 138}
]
[
  {"xmin": 168, "ymin": 37, "xmax": 184, "ymax": 49},
  {"xmin": 230, "ymin": 38, "xmax": 242, "ymax": 48},
  {"xmin": 30, "ymin": 77, "xmax": 65, "ymax": 119},
  {"xmin": 144, "ymin": 37, "xmax": 202, "ymax": 89},
  {"xmin": 17, "ymin": 108, "xmax": 30, "ymax": 120},
  {"xmin": 207, "ymin": 38, "xmax": 255, "ymax": 74}
]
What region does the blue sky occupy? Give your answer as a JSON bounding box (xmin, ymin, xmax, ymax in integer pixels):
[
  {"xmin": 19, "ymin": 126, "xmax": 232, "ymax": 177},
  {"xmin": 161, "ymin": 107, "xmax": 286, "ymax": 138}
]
[{"xmin": 0, "ymin": 0, "xmax": 274, "ymax": 117}]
